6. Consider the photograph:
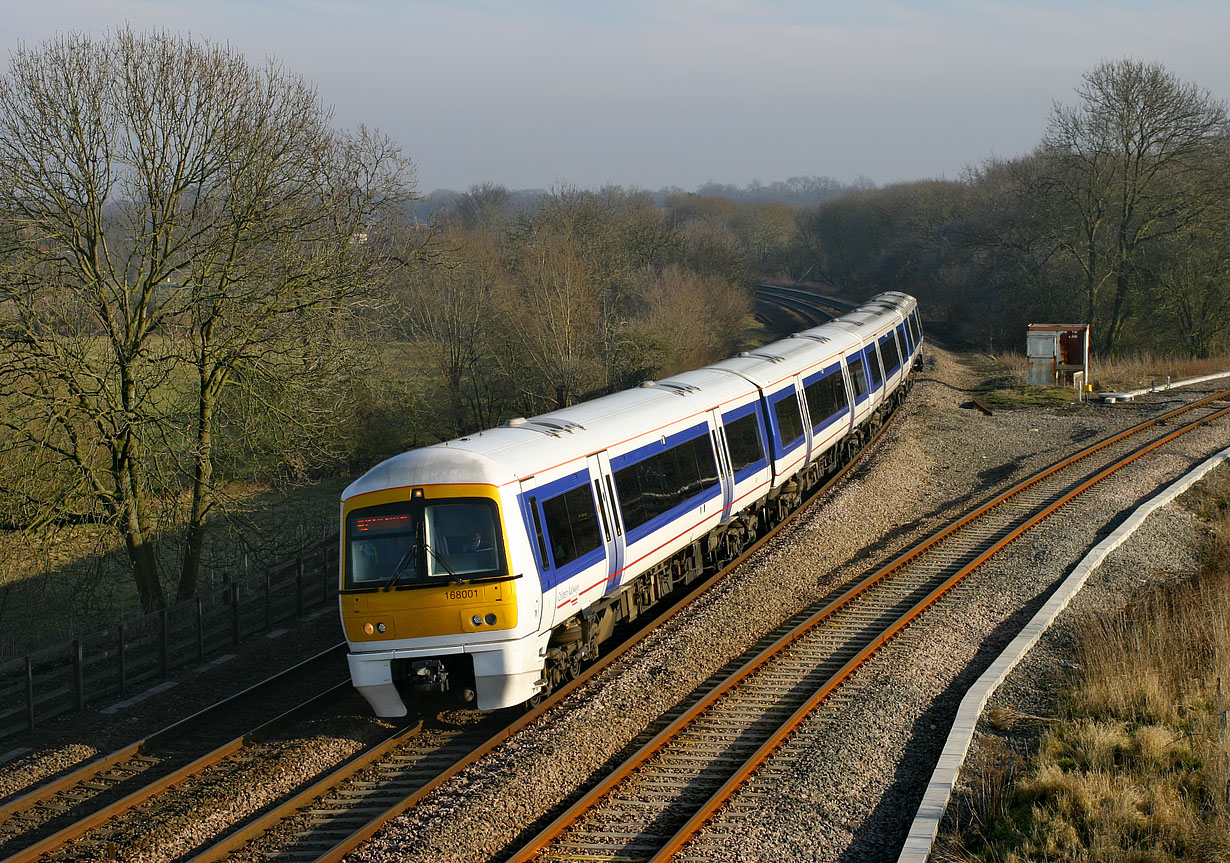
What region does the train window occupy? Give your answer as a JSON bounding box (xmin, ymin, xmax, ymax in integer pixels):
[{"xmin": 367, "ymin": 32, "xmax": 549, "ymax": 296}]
[
  {"xmin": 847, "ymin": 356, "xmax": 869, "ymax": 399},
  {"xmin": 614, "ymin": 432, "xmax": 718, "ymax": 533},
  {"xmin": 911, "ymin": 310, "xmax": 923, "ymax": 339},
  {"xmin": 604, "ymin": 476, "xmax": 623, "ymax": 536},
  {"xmin": 593, "ymin": 480, "xmax": 611, "ymax": 543},
  {"xmin": 528, "ymin": 496, "xmax": 549, "ymax": 567},
  {"xmin": 881, "ymin": 334, "xmax": 901, "ymax": 375},
  {"xmin": 345, "ymin": 501, "xmax": 418, "ymax": 589},
  {"xmin": 425, "ymin": 500, "xmax": 505, "ymax": 578},
  {"xmin": 774, "ymin": 391, "xmax": 804, "ymax": 450},
  {"xmin": 541, "ymin": 484, "xmax": 601, "ymax": 569},
  {"xmin": 723, "ymin": 412, "xmax": 764, "ymax": 473},
  {"xmin": 898, "ymin": 323, "xmax": 912, "ymax": 354},
  {"xmin": 867, "ymin": 345, "xmax": 884, "ymax": 389},
  {"xmin": 803, "ymin": 371, "xmax": 848, "ymax": 429}
]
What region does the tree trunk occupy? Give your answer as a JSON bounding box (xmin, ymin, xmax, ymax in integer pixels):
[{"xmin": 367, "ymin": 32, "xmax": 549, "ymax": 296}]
[
  {"xmin": 1102, "ymin": 267, "xmax": 1132, "ymax": 354},
  {"xmin": 178, "ymin": 373, "xmax": 215, "ymax": 600},
  {"xmin": 122, "ymin": 483, "xmax": 165, "ymax": 612}
]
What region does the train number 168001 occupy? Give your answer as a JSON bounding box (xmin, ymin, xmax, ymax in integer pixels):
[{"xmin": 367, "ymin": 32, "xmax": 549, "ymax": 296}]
[{"xmin": 447, "ymin": 588, "xmax": 479, "ymax": 600}]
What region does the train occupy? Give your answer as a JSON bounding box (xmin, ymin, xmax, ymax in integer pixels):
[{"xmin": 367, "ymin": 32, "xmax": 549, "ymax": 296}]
[{"xmin": 339, "ymin": 291, "xmax": 923, "ymax": 715}]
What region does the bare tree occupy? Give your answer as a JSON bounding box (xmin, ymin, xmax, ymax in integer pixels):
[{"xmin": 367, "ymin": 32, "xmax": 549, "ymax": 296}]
[
  {"xmin": 453, "ymin": 182, "xmax": 514, "ymax": 234},
  {"xmin": 1149, "ymin": 223, "xmax": 1230, "ymax": 356},
  {"xmin": 1042, "ymin": 59, "xmax": 1229, "ymax": 351},
  {"xmin": 0, "ymin": 30, "xmax": 413, "ymax": 609},
  {"xmin": 732, "ymin": 202, "xmax": 798, "ymax": 275},
  {"xmin": 506, "ymin": 224, "xmax": 602, "ymax": 410},
  {"xmin": 633, "ymin": 265, "xmax": 751, "ymax": 375},
  {"xmin": 397, "ymin": 228, "xmax": 513, "ymax": 436}
]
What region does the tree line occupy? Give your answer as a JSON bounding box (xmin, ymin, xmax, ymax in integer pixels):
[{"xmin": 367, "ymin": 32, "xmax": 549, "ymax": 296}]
[
  {"xmin": 731, "ymin": 59, "xmax": 1230, "ymax": 358},
  {"xmin": 2, "ymin": 32, "xmax": 1224, "ymax": 617}
]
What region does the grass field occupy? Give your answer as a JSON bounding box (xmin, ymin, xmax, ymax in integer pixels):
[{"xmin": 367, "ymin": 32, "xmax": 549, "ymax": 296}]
[
  {"xmin": 0, "ymin": 476, "xmax": 350, "ymax": 659},
  {"xmin": 959, "ymin": 351, "xmax": 1230, "ymax": 412},
  {"xmin": 995, "ymin": 351, "xmax": 1230, "ymax": 393}
]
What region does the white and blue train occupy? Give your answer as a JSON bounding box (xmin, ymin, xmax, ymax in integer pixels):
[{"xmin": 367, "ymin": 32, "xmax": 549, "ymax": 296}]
[{"xmin": 339, "ymin": 292, "xmax": 923, "ymax": 715}]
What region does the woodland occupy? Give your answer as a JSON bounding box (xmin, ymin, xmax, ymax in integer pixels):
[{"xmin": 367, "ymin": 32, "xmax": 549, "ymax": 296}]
[{"xmin": 1, "ymin": 30, "xmax": 1226, "ymax": 626}]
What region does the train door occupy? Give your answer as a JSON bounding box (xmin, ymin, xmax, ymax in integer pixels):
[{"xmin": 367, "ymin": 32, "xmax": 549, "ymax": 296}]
[
  {"xmin": 793, "ymin": 373, "xmax": 817, "ymax": 464},
  {"xmin": 864, "ymin": 338, "xmax": 886, "ymax": 406},
  {"xmin": 586, "ymin": 454, "xmax": 628, "ymax": 595},
  {"xmin": 707, "ymin": 410, "xmax": 736, "ymax": 517},
  {"xmin": 517, "ymin": 477, "xmax": 551, "ymax": 629}
]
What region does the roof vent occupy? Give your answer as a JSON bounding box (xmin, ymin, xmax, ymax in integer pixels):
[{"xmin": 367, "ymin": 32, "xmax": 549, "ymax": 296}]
[
  {"xmin": 534, "ymin": 418, "xmax": 584, "ymax": 433},
  {"xmin": 657, "ymin": 382, "xmax": 701, "ymax": 395},
  {"xmin": 503, "ymin": 417, "xmax": 528, "ymax": 427},
  {"xmin": 639, "ymin": 380, "xmax": 655, "ymax": 388}
]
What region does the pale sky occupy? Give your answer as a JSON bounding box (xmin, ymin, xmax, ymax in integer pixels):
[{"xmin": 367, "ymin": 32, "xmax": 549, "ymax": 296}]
[{"xmin": 5, "ymin": 1, "xmax": 1229, "ymax": 194}]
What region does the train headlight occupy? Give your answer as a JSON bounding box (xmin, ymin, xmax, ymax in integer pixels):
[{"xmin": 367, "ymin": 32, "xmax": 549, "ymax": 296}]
[
  {"xmin": 363, "ymin": 622, "xmax": 374, "ymax": 635},
  {"xmin": 485, "ymin": 613, "xmax": 497, "ymax": 625},
  {"xmin": 471, "ymin": 615, "xmax": 483, "ymax": 626},
  {"xmin": 376, "ymin": 622, "xmax": 386, "ymax": 633}
]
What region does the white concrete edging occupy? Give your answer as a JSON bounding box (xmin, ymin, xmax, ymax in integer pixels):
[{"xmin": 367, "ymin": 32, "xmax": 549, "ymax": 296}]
[
  {"xmin": 897, "ymin": 444, "xmax": 1230, "ymax": 863},
  {"xmin": 1101, "ymin": 368, "xmax": 1230, "ymax": 401}
]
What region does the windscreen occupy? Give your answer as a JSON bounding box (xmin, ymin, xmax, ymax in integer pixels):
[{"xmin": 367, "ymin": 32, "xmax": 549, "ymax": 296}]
[
  {"xmin": 423, "ymin": 500, "xmax": 503, "ymax": 578},
  {"xmin": 344, "ymin": 497, "xmax": 506, "ymax": 590}
]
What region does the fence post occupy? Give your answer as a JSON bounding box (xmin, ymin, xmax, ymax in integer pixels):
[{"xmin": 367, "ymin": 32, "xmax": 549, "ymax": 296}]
[
  {"xmin": 26, "ymin": 656, "xmax": 35, "ymax": 733},
  {"xmin": 296, "ymin": 557, "xmax": 304, "ymax": 618},
  {"xmin": 196, "ymin": 596, "xmax": 204, "ymax": 662},
  {"xmin": 161, "ymin": 608, "xmax": 169, "ymax": 677},
  {"xmin": 231, "ymin": 583, "xmax": 241, "ymax": 646},
  {"xmin": 323, "ymin": 546, "xmax": 331, "ymax": 602},
  {"xmin": 75, "ymin": 638, "xmax": 84, "ymax": 710},
  {"xmin": 118, "ymin": 623, "xmax": 127, "ymax": 695}
]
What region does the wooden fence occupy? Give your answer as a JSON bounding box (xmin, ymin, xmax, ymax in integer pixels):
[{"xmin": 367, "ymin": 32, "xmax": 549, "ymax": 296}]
[{"xmin": 0, "ymin": 535, "xmax": 339, "ymax": 739}]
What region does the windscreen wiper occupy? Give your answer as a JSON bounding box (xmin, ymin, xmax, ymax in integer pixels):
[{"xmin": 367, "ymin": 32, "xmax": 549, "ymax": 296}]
[
  {"xmin": 424, "ymin": 543, "xmax": 462, "ymax": 582},
  {"xmin": 382, "ymin": 544, "xmax": 418, "ymax": 591}
]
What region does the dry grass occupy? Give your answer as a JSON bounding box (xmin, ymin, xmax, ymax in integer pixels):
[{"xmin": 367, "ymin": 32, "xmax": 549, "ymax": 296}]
[
  {"xmin": 996, "ymin": 351, "xmax": 1230, "ymax": 393},
  {"xmin": 946, "ymin": 466, "xmax": 1230, "ymax": 862}
]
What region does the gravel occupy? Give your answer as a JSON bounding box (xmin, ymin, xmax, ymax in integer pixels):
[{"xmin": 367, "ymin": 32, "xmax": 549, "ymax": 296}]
[
  {"xmin": 348, "ymin": 349, "xmax": 1230, "ymax": 863},
  {"xmin": 7, "ymin": 344, "xmax": 1227, "ymax": 863}
]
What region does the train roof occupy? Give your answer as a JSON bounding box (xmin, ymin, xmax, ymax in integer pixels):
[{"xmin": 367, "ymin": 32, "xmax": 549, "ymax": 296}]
[
  {"xmin": 343, "ymin": 369, "xmax": 759, "ymax": 498},
  {"xmin": 343, "ymin": 291, "xmax": 918, "ymax": 501}
]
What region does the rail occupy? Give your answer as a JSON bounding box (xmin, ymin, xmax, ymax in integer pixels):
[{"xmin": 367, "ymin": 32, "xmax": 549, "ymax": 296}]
[
  {"xmin": 500, "ymin": 390, "xmax": 1230, "ymax": 862},
  {"xmin": 0, "ymin": 645, "xmax": 348, "ymax": 862},
  {"xmin": 179, "ymin": 386, "xmax": 911, "ymax": 863}
]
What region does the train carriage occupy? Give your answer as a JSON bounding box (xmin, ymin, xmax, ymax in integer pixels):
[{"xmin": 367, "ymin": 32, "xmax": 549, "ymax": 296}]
[{"xmin": 341, "ymin": 291, "xmax": 923, "ymax": 716}]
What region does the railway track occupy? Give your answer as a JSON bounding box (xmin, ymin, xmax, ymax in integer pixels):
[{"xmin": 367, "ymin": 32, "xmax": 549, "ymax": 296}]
[
  {"xmin": 93, "ymin": 389, "xmax": 912, "ymax": 863},
  {"xmin": 10, "ymin": 381, "xmax": 1224, "ymax": 863},
  {"xmin": 0, "ymin": 645, "xmax": 353, "ymax": 862},
  {"xmin": 500, "ymin": 390, "xmax": 1230, "ymax": 862},
  {"xmin": 753, "ymin": 284, "xmax": 843, "ymax": 329}
]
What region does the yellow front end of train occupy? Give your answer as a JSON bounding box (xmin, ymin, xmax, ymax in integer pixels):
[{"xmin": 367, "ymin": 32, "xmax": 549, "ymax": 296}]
[{"xmin": 340, "ymin": 483, "xmax": 538, "ymax": 714}]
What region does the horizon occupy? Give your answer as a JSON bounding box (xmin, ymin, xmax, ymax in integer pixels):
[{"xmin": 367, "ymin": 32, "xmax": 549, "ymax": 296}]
[{"xmin": 6, "ymin": 2, "xmax": 1230, "ymax": 194}]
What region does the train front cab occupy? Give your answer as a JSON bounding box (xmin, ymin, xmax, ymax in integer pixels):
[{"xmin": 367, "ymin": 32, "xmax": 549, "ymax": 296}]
[{"xmin": 340, "ymin": 479, "xmax": 545, "ymax": 714}]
